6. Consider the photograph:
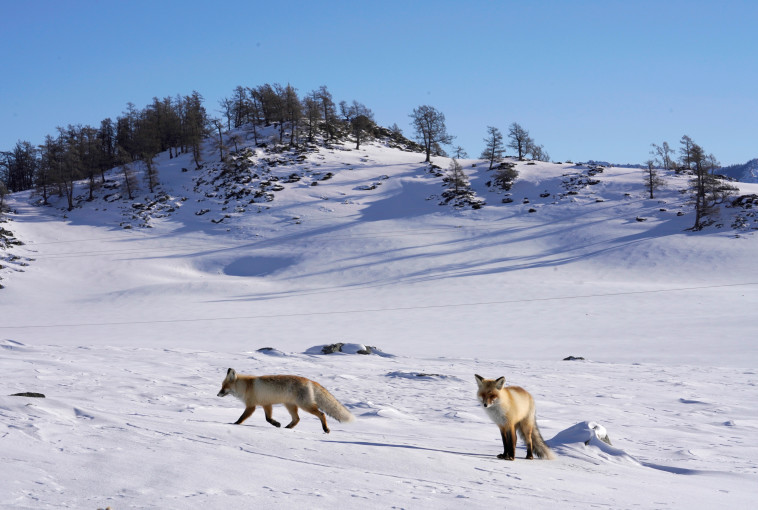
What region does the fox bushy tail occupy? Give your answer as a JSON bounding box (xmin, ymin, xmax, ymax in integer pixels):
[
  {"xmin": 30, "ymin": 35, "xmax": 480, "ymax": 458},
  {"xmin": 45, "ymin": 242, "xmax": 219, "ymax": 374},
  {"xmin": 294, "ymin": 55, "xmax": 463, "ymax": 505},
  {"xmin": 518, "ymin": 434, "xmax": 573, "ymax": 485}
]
[
  {"xmin": 531, "ymin": 424, "xmax": 555, "ymax": 460},
  {"xmin": 314, "ymin": 385, "xmax": 355, "ymax": 423}
]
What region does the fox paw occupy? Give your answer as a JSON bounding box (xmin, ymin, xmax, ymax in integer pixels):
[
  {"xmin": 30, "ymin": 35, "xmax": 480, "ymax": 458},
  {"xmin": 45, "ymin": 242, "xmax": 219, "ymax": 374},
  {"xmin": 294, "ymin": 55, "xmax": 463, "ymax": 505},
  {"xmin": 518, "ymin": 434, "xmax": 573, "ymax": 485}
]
[{"xmin": 497, "ymin": 454, "xmax": 515, "ymax": 461}]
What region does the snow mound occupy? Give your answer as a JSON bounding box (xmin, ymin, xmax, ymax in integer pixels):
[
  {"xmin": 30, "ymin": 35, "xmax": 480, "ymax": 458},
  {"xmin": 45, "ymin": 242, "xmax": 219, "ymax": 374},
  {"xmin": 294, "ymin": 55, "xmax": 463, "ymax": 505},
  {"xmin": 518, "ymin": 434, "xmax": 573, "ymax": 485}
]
[
  {"xmin": 254, "ymin": 347, "xmax": 288, "ymax": 357},
  {"xmin": 549, "ymin": 421, "xmax": 640, "ymax": 465}
]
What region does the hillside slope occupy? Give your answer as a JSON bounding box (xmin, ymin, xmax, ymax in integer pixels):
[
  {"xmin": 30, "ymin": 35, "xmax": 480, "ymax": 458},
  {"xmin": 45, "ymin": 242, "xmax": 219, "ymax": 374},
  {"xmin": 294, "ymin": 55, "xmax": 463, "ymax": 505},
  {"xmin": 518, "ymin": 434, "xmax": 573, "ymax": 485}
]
[
  {"xmin": 719, "ymin": 158, "xmax": 758, "ymax": 183},
  {"xmin": 2, "ymin": 129, "xmax": 758, "ymax": 359},
  {"xmin": 1, "ymin": 129, "xmax": 757, "ymax": 508}
]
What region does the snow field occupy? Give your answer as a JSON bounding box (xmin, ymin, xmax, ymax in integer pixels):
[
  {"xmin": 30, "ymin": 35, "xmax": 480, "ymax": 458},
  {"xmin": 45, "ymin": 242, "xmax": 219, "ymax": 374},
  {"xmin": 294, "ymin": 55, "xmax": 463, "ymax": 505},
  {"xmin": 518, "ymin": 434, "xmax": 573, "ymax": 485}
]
[
  {"xmin": 2, "ymin": 341, "xmax": 756, "ymax": 508},
  {"xmin": 2, "ymin": 131, "xmax": 757, "ymax": 508}
]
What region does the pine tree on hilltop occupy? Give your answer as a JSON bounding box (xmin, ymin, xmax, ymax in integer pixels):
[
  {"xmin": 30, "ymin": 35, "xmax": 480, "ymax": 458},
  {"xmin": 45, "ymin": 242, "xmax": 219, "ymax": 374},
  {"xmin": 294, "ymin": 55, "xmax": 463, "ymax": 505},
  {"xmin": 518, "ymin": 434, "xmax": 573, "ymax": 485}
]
[
  {"xmin": 410, "ymin": 105, "xmax": 454, "ymax": 163},
  {"xmin": 683, "ymin": 138, "xmax": 738, "ymax": 230},
  {"xmin": 481, "ymin": 126, "xmax": 504, "ymax": 170},
  {"xmin": 644, "ymin": 160, "xmax": 664, "ymax": 199}
]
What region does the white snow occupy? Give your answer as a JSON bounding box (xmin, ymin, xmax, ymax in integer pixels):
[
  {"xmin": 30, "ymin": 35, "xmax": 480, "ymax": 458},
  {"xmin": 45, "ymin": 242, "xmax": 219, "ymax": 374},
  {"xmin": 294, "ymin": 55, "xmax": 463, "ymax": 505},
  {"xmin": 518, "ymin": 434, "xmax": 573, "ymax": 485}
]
[{"xmin": 1, "ymin": 129, "xmax": 757, "ymax": 508}]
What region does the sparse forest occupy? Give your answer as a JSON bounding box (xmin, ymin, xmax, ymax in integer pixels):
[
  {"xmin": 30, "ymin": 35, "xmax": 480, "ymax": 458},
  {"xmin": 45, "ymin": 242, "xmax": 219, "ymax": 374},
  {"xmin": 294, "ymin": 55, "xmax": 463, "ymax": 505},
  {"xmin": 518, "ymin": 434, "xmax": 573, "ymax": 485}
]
[
  {"xmin": 0, "ymin": 92, "xmax": 208, "ymax": 210},
  {"xmin": 0, "ymin": 84, "xmax": 412, "ymax": 209},
  {"xmin": 0, "ymin": 81, "xmax": 556, "ymax": 204},
  {"xmin": 648, "ymin": 135, "xmax": 738, "ymax": 230},
  {"xmin": 1, "ymin": 81, "xmax": 744, "ymax": 232}
]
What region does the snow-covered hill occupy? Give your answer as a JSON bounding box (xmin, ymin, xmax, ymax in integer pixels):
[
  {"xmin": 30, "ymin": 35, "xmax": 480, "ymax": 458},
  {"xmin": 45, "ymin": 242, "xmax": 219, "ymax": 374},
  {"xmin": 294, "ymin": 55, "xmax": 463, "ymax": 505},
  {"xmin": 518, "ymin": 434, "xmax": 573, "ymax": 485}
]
[
  {"xmin": 719, "ymin": 158, "xmax": 758, "ymax": 183},
  {"xmin": 2, "ymin": 128, "xmax": 757, "ymax": 508}
]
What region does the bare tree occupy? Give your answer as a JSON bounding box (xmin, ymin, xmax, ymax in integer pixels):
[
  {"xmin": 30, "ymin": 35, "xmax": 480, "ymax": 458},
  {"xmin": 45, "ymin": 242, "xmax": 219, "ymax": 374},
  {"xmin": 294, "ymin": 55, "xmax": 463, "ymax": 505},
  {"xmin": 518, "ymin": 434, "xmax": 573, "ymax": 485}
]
[
  {"xmin": 211, "ymin": 118, "xmax": 226, "ymax": 161},
  {"xmin": 452, "ymin": 145, "xmax": 468, "ymax": 159},
  {"xmin": 409, "ymin": 105, "xmax": 454, "ymax": 163},
  {"xmin": 246, "ymin": 87, "xmax": 262, "ymax": 145},
  {"xmin": 508, "ymin": 123, "xmax": 532, "ymax": 160},
  {"xmin": 228, "ymin": 132, "xmax": 243, "ymax": 153},
  {"xmin": 120, "ymin": 160, "xmax": 138, "ymax": 200},
  {"xmin": 679, "ymin": 135, "xmax": 695, "ymax": 171},
  {"xmin": 231, "ymin": 85, "xmax": 249, "ymax": 128},
  {"xmin": 218, "ymin": 97, "xmax": 235, "ymax": 131},
  {"xmin": 528, "ymin": 143, "xmax": 550, "ymax": 162},
  {"xmin": 650, "ymin": 141, "xmax": 675, "ymax": 171}
]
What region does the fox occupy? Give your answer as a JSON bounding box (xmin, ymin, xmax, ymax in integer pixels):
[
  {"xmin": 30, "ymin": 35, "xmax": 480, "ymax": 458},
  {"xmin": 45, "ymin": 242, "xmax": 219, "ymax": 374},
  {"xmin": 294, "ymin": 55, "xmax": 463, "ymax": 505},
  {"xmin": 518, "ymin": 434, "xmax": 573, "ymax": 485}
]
[
  {"xmin": 475, "ymin": 374, "xmax": 554, "ymax": 460},
  {"xmin": 217, "ymin": 368, "xmax": 355, "ymax": 433}
]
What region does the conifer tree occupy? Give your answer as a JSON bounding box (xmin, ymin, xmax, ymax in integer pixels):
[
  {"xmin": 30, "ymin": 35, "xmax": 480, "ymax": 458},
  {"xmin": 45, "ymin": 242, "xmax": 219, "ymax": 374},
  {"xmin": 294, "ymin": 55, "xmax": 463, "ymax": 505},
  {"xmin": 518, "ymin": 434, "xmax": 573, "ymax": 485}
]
[
  {"xmin": 686, "ymin": 140, "xmax": 737, "ymax": 230},
  {"xmin": 56, "ymin": 126, "xmax": 81, "ymax": 211},
  {"xmin": 183, "ymin": 91, "xmax": 208, "ymax": 169},
  {"xmin": 452, "ymin": 145, "xmax": 468, "ymax": 159},
  {"xmin": 0, "ymin": 180, "xmax": 7, "ymax": 213},
  {"xmin": 644, "ymin": 160, "xmax": 664, "ymax": 199},
  {"xmin": 444, "ymin": 158, "xmax": 469, "ymax": 196},
  {"xmin": 303, "ymin": 92, "xmax": 322, "ymax": 144},
  {"xmin": 316, "ymin": 86, "xmax": 338, "ymax": 142},
  {"xmin": 36, "ymin": 135, "xmax": 59, "ymax": 205},
  {"xmin": 480, "ymin": 126, "xmax": 504, "ymax": 170},
  {"xmin": 283, "ymin": 84, "xmax": 302, "ymax": 147}
]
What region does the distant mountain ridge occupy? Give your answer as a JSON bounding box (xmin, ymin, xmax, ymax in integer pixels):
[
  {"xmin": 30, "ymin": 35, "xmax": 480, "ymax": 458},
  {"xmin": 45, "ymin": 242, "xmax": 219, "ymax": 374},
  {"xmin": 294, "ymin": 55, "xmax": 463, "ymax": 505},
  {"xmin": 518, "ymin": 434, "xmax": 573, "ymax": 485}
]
[{"xmin": 718, "ymin": 158, "xmax": 758, "ymax": 183}]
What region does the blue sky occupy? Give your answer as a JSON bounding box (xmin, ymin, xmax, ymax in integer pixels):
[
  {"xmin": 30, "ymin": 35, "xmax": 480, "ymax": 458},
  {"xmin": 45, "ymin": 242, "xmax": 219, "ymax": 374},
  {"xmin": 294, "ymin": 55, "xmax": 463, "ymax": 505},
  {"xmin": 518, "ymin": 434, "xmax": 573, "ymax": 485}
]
[{"xmin": 1, "ymin": 0, "xmax": 756, "ymax": 166}]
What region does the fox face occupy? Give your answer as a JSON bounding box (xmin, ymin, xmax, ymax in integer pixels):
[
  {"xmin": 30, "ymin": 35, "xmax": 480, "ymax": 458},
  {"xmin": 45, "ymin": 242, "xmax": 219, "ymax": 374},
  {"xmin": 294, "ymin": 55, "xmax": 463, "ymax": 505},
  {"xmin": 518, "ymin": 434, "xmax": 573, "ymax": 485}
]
[
  {"xmin": 217, "ymin": 368, "xmax": 237, "ymax": 397},
  {"xmin": 475, "ymin": 374, "xmax": 506, "ymax": 408}
]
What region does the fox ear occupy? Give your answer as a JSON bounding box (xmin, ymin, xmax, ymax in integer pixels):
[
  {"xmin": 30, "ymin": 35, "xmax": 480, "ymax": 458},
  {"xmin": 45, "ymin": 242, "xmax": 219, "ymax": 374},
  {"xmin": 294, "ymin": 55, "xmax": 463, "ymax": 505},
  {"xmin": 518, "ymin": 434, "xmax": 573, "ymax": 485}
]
[
  {"xmin": 495, "ymin": 377, "xmax": 505, "ymax": 390},
  {"xmin": 474, "ymin": 374, "xmax": 484, "ymax": 385},
  {"xmin": 226, "ymin": 368, "xmax": 237, "ymax": 381}
]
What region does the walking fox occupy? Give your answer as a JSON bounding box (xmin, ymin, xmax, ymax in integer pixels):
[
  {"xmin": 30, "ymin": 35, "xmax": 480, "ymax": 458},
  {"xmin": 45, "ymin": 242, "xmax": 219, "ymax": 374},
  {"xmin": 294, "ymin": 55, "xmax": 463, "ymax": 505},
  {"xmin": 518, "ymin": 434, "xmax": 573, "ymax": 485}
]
[
  {"xmin": 217, "ymin": 368, "xmax": 355, "ymax": 433},
  {"xmin": 475, "ymin": 374, "xmax": 554, "ymax": 460}
]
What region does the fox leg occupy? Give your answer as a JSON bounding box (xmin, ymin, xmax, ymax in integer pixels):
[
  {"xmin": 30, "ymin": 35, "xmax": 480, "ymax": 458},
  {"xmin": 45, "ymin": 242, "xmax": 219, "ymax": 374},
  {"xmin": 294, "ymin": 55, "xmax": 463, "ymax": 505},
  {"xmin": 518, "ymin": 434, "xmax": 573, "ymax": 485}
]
[
  {"xmin": 305, "ymin": 404, "xmax": 330, "ymax": 433},
  {"xmin": 284, "ymin": 404, "xmax": 300, "ymax": 429},
  {"xmin": 497, "ymin": 424, "xmax": 516, "ymax": 460},
  {"xmin": 234, "ymin": 406, "xmax": 256, "ymax": 425},
  {"xmin": 263, "ymin": 405, "xmax": 281, "ymax": 428},
  {"xmin": 520, "ymin": 421, "xmax": 535, "ymax": 459}
]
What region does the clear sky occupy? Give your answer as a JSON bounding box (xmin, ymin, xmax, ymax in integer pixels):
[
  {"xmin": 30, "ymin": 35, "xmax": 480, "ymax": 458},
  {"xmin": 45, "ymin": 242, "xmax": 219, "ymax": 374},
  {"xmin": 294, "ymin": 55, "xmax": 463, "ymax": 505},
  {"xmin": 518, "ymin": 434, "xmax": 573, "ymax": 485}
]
[{"xmin": 1, "ymin": 0, "xmax": 756, "ymax": 166}]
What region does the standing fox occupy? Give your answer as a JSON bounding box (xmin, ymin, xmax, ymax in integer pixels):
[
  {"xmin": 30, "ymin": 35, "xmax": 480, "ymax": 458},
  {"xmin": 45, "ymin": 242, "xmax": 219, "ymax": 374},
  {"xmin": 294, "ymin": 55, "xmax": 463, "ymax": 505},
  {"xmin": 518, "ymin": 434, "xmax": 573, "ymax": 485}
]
[
  {"xmin": 217, "ymin": 368, "xmax": 355, "ymax": 433},
  {"xmin": 475, "ymin": 374, "xmax": 554, "ymax": 460}
]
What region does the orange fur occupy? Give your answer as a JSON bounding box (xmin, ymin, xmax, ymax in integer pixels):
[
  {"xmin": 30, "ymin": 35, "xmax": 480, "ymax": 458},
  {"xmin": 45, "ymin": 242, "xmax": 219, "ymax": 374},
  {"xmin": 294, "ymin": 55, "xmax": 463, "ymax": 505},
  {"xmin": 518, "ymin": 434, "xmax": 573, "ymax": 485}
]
[
  {"xmin": 475, "ymin": 374, "xmax": 554, "ymax": 460},
  {"xmin": 217, "ymin": 368, "xmax": 354, "ymax": 433}
]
